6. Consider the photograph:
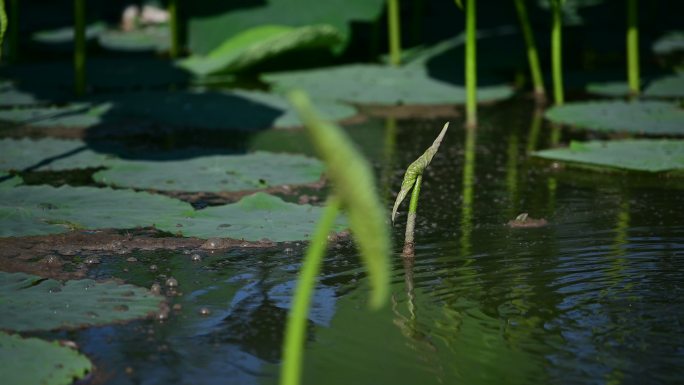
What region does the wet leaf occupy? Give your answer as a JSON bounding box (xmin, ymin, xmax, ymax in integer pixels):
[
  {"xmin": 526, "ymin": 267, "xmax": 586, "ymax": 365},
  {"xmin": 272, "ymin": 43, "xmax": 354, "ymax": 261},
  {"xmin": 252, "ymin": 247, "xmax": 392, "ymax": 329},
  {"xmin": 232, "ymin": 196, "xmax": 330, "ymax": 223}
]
[
  {"xmin": 98, "ymin": 25, "xmax": 170, "ymax": 53},
  {"xmin": 0, "ymin": 103, "xmax": 111, "ymax": 129},
  {"xmin": 391, "ymin": 122, "xmax": 448, "ymax": 223},
  {"xmin": 264, "ymin": 64, "xmax": 513, "ymax": 105},
  {"xmin": 544, "ymin": 101, "xmax": 684, "ymax": 135},
  {"xmin": 32, "ymin": 22, "xmax": 106, "ymax": 44},
  {"xmin": 289, "ymin": 90, "xmax": 390, "ymax": 308},
  {"xmin": 644, "ymin": 74, "xmax": 684, "ymax": 98},
  {"xmin": 0, "ymin": 331, "xmax": 92, "ymax": 385},
  {"xmin": 94, "ymin": 151, "xmax": 324, "ymax": 192},
  {"xmin": 0, "ymin": 271, "xmax": 164, "ymax": 331},
  {"xmin": 533, "ymin": 139, "xmax": 684, "ymax": 173},
  {"xmin": 0, "ymin": 173, "xmax": 21, "ymax": 188},
  {"xmin": 156, "ymin": 192, "xmax": 348, "ymax": 242},
  {"xmin": 0, "ymin": 138, "xmax": 119, "ymax": 171},
  {"xmin": 0, "ymin": 185, "xmax": 192, "ymax": 237},
  {"xmin": 179, "ymin": 24, "xmax": 342, "ymax": 76}
]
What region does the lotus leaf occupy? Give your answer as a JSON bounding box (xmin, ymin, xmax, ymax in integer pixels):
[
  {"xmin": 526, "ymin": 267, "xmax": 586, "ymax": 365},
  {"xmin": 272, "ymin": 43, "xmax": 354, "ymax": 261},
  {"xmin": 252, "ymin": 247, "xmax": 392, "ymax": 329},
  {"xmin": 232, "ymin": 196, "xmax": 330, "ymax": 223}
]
[
  {"xmin": 533, "ymin": 140, "xmax": 684, "ymax": 173},
  {"xmin": 0, "ymin": 185, "xmax": 192, "ymax": 237},
  {"xmin": 156, "ymin": 192, "xmax": 347, "ymax": 241},
  {"xmin": 644, "ymin": 74, "xmax": 684, "ymax": 98},
  {"xmin": 0, "ymin": 138, "xmax": 119, "ymax": 172},
  {"xmin": 0, "ymin": 173, "xmax": 21, "ymax": 188},
  {"xmin": 652, "ymin": 30, "xmax": 684, "ymax": 56},
  {"xmin": 32, "ymin": 22, "xmax": 106, "ymax": 44},
  {"xmin": 0, "ymin": 271, "xmax": 163, "ymax": 331},
  {"xmin": 585, "ymin": 81, "xmax": 633, "ymax": 97},
  {"xmin": 98, "ymin": 26, "xmax": 170, "ymax": 52},
  {"xmin": 0, "ymin": 103, "xmax": 111, "ymax": 129},
  {"xmin": 179, "ymin": 24, "xmax": 342, "ymax": 76},
  {"xmin": 544, "ymin": 101, "xmax": 684, "ymax": 135},
  {"xmin": 93, "ymin": 151, "xmax": 324, "ymax": 192},
  {"xmin": 264, "ymin": 64, "xmax": 513, "ymax": 105},
  {"xmin": 0, "ymin": 332, "xmax": 92, "ymax": 385},
  {"xmin": 186, "ymin": 0, "xmax": 385, "ymax": 54},
  {"xmin": 0, "ymin": 81, "xmax": 69, "ymax": 107}
]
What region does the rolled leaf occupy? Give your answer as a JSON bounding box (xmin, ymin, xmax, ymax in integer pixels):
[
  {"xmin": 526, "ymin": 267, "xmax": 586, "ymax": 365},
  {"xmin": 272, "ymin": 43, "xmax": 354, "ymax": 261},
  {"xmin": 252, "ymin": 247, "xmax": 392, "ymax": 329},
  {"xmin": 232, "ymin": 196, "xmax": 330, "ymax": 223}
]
[
  {"xmin": 288, "ymin": 90, "xmax": 390, "ymax": 309},
  {"xmin": 391, "ymin": 122, "xmax": 448, "ymax": 223}
]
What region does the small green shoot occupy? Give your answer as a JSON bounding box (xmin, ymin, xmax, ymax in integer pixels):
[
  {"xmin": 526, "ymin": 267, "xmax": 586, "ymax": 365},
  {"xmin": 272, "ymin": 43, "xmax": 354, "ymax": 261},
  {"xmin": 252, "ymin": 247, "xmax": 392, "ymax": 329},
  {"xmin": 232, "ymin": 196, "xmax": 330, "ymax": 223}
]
[
  {"xmin": 282, "ymin": 90, "xmax": 391, "ymax": 385},
  {"xmin": 627, "ymin": 0, "xmax": 640, "ymax": 96},
  {"xmin": 392, "ymin": 122, "xmax": 448, "ymax": 254}
]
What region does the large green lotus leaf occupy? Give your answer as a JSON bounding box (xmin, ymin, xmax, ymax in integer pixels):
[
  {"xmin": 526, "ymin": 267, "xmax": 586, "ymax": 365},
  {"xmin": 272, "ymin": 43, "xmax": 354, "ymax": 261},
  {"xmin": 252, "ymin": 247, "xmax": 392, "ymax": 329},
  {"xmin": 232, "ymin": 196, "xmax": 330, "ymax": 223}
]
[
  {"xmin": 98, "ymin": 26, "xmax": 170, "ymax": 53},
  {"xmin": 0, "ymin": 185, "xmax": 192, "ymax": 237},
  {"xmin": 0, "ymin": 332, "xmax": 92, "ymax": 385},
  {"xmin": 0, "ymin": 81, "xmax": 70, "ymax": 107},
  {"xmin": 105, "ymin": 90, "xmax": 356, "ymax": 130},
  {"xmin": 533, "ymin": 140, "xmax": 684, "ymax": 173},
  {"xmin": 0, "ymin": 138, "xmax": 119, "ymax": 171},
  {"xmin": 264, "ymin": 64, "xmax": 513, "ymax": 105},
  {"xmin": 652, "ymin": 30, "xmax": 684, "ymax": 56},
  {"xmin": 2, "ymin": 57, "xmax": 188, "ymax": 89},
  {"xmin": 0, "ymin": 173, "xmax": 22, "ymax": 188},
  {"xmin": 157, "ymin": 192, "xmax": 347, "ymax": 241},
  {"xmin": 644, "ymin": 74, "xmax": 684, "ymax": 98},
  {"xmin": 544, "ymin": 101, "xmax": 684, "ymax": 135},
  {"xmin": 179, "ymin": 24, "xmax": 342, "ymax": 76},
  {"xmin": 32, "ymin": 22, "xmax": 106, "ymax": 44},
  {"xmin": 585, "ymin": 81, "xmax": 633, "ymax": 97},
  {"xmin": 93, "ymin": 151, "xmax": 324, "ymax": 192},
  {"xmin": 186, "ymin": 0, "xmax": 385, "ymax": 55},
  {"xmin": 0, "ymin": 271, "xmax": 164, "ymax": 331},
  {"xmin": 0, "ymin": 103, "xmax": 111, "ymax": 129}
]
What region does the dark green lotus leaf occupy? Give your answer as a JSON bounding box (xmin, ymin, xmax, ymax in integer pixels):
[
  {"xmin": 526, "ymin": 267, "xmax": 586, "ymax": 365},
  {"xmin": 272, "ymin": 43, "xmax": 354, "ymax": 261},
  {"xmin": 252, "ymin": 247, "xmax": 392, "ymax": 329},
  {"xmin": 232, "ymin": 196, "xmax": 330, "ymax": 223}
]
[
  {"xmin": 0, "ymin": 185, "xmax": 192, "ymax": 237},
  {"xmin": 0, "ymin": 103, "xmax": 111, "ymax": 129},
  {"xmin": 544, "ymin": 101, "xmax": 684, "ymax": 135},
  {"xmin": 0, "ymin": 138, "xmax": 120, "ymax": 171},
  {"xmin": 93, "ymin": 151, "xmax": 324, "ymax": 192},
  {"xmin": 105, "ymin": 90, "xmax": 356, "ymax": 130},
  {"xmin": 585, "ymin": 81, "xmax": 633, "ymax": 97},
  {"xmin": 0, "ymin": 81, "xmax": 69, "ymax": 107},
  {"xmin": 32, "ymin": 22, "xmax": 106, "ymax": 44},
  {"xmin": 98, "ymin": 26, "xmax": 170, "ymax": 53},
  {"xmin": 157, "ymin": 192, "xmax": 347, "ymax": 241},
  {"xmin": 0, "ymin": 331, "xmax": 92, "ymax": 385},
  {"xmin": 264, "ymin": 64, "xmax": 513, "ymax": 105},
  {"xmin": 186, "ymin": 0, "xmax": 385, "ymax": 55},
  {"xmin": 533, "ymin": 140, "xmax": 684, "ymax": 173},
  {"xmin": 2, "ymin": 57, "xmax": 188, "ymax": 89},
  {"xmin": 0, "ymin": 173, "xmax": 21, "ymax": 188},
  {"xmin": 0, "ymin": 271, "xmax": 164, "ymax": 331},
  {"xmin": 652, "ymin": 30, "xmax": 684, "ymax": 55},
  {"xmin": 644, "ymin": 74, "xmax": 684, "ymax": 98},
  {"xmin": 179, "ymin": 24, "xmax": 342, "ymax": 76}
]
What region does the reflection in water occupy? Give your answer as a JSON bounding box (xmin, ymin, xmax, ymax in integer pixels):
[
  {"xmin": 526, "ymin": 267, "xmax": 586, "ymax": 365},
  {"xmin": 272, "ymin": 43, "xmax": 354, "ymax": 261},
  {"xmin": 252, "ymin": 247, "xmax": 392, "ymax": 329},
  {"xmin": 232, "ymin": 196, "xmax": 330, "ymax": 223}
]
[
  {"xmin": 382, "ymin": 117, "xmax": 398, "ymax": 203},
  {"xmin": 460, "ymin": 125, "xmax": 476, "ymax": 257},
  {"xmin": 525, "ymin": 107, "xmax": 543, "ymax": 155},
  {"xmin": 506, "ymin": 128, "xmax": 519, "ymax": 217}
]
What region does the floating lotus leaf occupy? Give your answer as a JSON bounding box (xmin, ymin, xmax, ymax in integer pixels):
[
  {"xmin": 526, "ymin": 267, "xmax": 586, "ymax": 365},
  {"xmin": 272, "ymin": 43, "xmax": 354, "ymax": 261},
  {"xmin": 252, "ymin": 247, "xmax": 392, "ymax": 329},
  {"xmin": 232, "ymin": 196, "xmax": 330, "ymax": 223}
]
[
  {"xmin": 32, "ymin": 22, "xmax": 106, "ymax": 44},
  {"xmin": 0, "ymin": 332, "xmax": 92, "ymax": 385},
  {"xmin": 0, "ymin": 138, "xmax": 119, "ymax": 171},
  {"xmin": 0, "ymin": 103, "xmax": 111, "ymax": 129},
  {"xmin": 93, "ymin": 151, "xmax": 324, "ymax": 192},
  {"xmin": 585, "ymin": 81, "xmax": 633, "ymax": 97},
  {"xmin": 98, "ymin": 26, "xmax": 170, "ymax": 52},
  {"xmin": 0, "ymin": 185, "xmax": 192, "ymax": 237},
  {"xmin": 644, "ymin": 74, "xmax": 684, "ymax": 98},
  {"xmin": 0, "ymin": 81, "xmax": 69, "ymax": 107},
  {"xmin": 179, "ymin": 24, "xmax": 342, "ymax": 76},
  {"xmin": 105, "ymin": 90, "xmax": 356, "ymax": 130},
  {"xmin": 533, "ymin": 140, "xmax": 684, "ymax": 173},
  {"xmin": 0, "ymin": 271, "xmax": 164, "ymax": 331},
  {"xmin": 0, "ymin": 173, "xmax": 21, "ymax": 188},
  {"xmin": 544, "ymin": 101, "xmax": 684, "ymax": 135},
  {"xmin": 156, "ymin": 192, "xmax": 347, "ymax": 241},
  {"xmin": 264, "ymin": 64, "xmax": 513, "ymax": 105},
  {"xmin": 652, "ymin": 30, "xmax": 684, "ymax": 56},
  {"xmin": 185, "ymin": 0, "xmax": 385, "ymax": 55}
]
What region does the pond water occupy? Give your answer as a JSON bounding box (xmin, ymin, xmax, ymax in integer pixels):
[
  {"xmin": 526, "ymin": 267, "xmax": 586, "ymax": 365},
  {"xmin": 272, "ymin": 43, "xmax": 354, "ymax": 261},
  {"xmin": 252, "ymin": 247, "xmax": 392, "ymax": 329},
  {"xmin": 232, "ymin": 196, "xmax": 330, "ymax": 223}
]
[{"xmin": 41, "ymin": 98, "xmax": 684, "ymax": 385}]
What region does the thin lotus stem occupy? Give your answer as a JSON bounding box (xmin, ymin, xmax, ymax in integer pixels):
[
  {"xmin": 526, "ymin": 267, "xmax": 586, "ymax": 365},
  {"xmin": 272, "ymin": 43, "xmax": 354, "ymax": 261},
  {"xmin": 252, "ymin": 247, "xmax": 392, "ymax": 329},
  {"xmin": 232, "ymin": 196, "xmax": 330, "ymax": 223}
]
[
  {"xmin": 74, "ymin": 0, "xmax": 86, "ymax": 96},
  {"xmin": 280, "ymin": 195, "xmax": 341, "ymax": 385},
  {"xmin": 387, "ymin": 0, "xmax": 402, "ymax": 66},
  {"xmin": 465, "ymin": 0, "xmax": 477, "ymax": 127},
  {"xmin": 168, "ymin": 0, "xmax": 179, "ymax": 58},
  {"xmin": 551, "ymin": 0, "xmax": 564, "ymax": 106},
  {"xmin": 513, "ymin": 0, "xmax": 546, "ymax": 102},
  {"xmin": 403, "ymin": 174, "xmax": 422, "ymax": 254},
  {"xmin": 525, "ymin": 107, "xmax": 543, "ymax": 154},
  {"xmin": 0, "ymin": 0, "xmax": 7, "ymax": 60},
  {"xmin": 627, "ymin": 0, "xmax": 640, "ymax": 96},
  {"xmin": 8, "ymin": 0, "xmax": 17, "ymax": 61}
]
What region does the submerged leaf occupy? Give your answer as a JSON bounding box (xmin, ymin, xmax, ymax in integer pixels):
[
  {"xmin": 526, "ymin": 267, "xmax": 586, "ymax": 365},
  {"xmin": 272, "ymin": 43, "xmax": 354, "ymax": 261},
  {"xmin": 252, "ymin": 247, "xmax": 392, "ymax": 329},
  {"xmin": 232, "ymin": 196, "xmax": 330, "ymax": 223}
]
[
  {"xmin": 391, "ymin": 122, "xmax": 449, "ymax": 223},
  {"xmin": 0, "ymin": 331, "xmax": 92, "ymax": 385},
  {"xmin": 288, "ymin": 90, "xmax": 390, "ymax": 308}
]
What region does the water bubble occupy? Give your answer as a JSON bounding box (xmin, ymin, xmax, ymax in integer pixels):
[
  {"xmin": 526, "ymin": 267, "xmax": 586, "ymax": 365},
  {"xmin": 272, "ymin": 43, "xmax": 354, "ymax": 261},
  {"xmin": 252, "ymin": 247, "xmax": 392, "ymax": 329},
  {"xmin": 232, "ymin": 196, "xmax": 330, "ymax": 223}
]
[
  {"xmin": 165, "ymin": 277, "xmax": 178, "ymax": 288},
  {"xmin": 126, "ymin": 257, "xmax": 138, "ymax": 263},
  {"xmin": 199, "ymin": 307, "xmax": 211, "ymax": 316},
  {"xmin": 190, "ymin": 253, "xmax": 202, "ymax": 262},
  {"xmin": 150, "ymin": 283, "xmax": 162, "ymax": 295},
  {"xmin": 149, "ymin": 264, "xmax": 158, "ymax": 272},
  {"xmin": 42, "ymin": 255, "xmax": 62, "ymax": 266},
  {"xmin": 84, "ymin": 256, "xmax": 101, "ymax": 265}
]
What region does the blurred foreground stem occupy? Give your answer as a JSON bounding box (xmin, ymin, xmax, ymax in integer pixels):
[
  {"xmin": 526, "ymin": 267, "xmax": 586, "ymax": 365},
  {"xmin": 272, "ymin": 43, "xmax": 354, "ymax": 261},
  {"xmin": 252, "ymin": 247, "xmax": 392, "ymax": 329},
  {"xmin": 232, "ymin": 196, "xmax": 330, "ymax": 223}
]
[
  {"xmin": 627, "ymin": 0, "xmax": 640, "ymax": 95},
  {"xmin": 550, "ymin": 0, "xmax": 564, "ymax": 106},
  {"xmin": 387, "ymin": 0, "xmax": 402, "ymax": 66},
  {"xmin": 513, "ymin": 0, "xmax": 545, "ymax": 102},
  {"xmin": 465, "ymin": 0, "xmax": 477, "ymax": 127}
]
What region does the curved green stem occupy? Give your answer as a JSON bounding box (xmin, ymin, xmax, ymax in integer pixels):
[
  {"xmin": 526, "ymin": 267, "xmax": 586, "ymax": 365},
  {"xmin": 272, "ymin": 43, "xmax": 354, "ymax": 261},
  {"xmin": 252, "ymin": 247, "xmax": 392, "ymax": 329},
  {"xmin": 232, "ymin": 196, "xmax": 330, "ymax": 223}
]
[
  {"xmin": 627, "ymin": 0, "xmax": 640, "ymax": 95},
  {"xmin": 74, "ymin": 0, "xmax": 86, "ymax": 96},
  {"xmin": 404, "ymin": 174, "xmax": 422, "ymax": 252},
  {"xmin": 465, "ymin": 0, "xmax": 477, "ymax": 127},
  {"xmin": 513, "ymin": 0, "xmax": 545, "ymax": 101},
  {"xmin": 8, "ymin": 0, "xmax": 17, "ymax": 61},
  {"xmin": 387, "ymin": 0, "xmax": 402, "ymax": 66},
  {"xmin": 280, "ymin": 195, "xmax": 341, "ymax": 385},
  {"xmin": 551, "ymin": 0, "xmax": 564, "ymax": 106}
]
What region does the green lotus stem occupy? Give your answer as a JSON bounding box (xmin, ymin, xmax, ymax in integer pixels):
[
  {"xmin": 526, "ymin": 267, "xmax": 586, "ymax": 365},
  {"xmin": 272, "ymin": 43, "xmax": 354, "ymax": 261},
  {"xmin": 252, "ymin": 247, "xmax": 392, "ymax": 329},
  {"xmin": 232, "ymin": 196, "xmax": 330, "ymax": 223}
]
[
  {"xmin": 280, "ymin": 195, "xmax": 341, "ymax": 385},
  {"xmin": 74, "ymin": 0, "xmax": 86, "ymax": 96},
  {"xmin": 465, "ymin": 0, "xmax": 477, "ymax": 127},
  {"xmin": 513, "ymin": 0, "xmax": 545, "ymax": 101},
  {"xmin": 8, "ymin": 0, "xmax": 17, "ymax": 61},
  {"xmin": 550, "ymin": 0, "xmax": 564, "ymax": 106},
  {"xmin": 627, "ymin": 0, "xmax": 640, "ymax": 96},
  {"xmin": 403, "ymin": 174, "xmax": 422, "ymax": 254},
  {"xmin": 525, "ymin": 107, "xmax": 543, "ymax": 153},
  {"xmin": 168, "ymin": 0, "xmax": 179, "ymax": 58},
  {"xmin": 460, "ymin": 125, "xmax": 476, "ymax": 256},
  {"xmin": 387, "ymin": 0, "xmax": 402, "ymax": 66},
  {"xmin": 0, "ymin": 0, "xmax": 7, "ymax": 60}
]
